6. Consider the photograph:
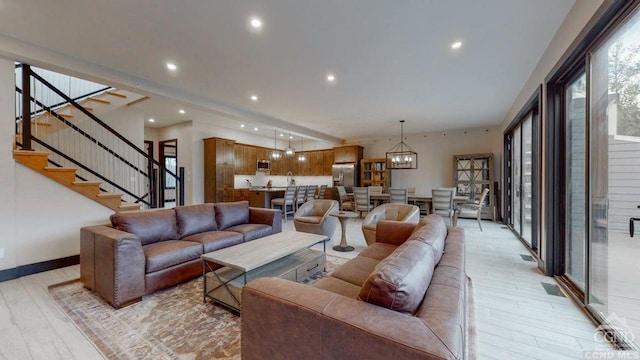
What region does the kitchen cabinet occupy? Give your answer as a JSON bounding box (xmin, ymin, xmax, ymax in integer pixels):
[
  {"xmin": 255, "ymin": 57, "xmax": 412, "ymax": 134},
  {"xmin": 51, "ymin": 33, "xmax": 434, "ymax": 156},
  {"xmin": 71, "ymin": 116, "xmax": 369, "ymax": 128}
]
[
  {"xmin": 323, "ymin": 151, "xmax": 334, "ymax": 175},
  {"xmin": 204, "ymin": 137, "xmax": 235, "ymax": 203},
  {"xmin": 235, "ymin": 188, "xmax": 250, "ymax": 202},
  {"xmin": 249, "ymin": 189, "xmax": 285, "ymax": 208},
  {"xmin": 361, "ymin": 158, "xmax": 390, "ymax": 191},
  {"xmin": 333, "ymin": 145, "xmax": 363, "ymax": 163},
  {"xmin": 234, "ymin": 145, "xmax": 245, "ymax": 174},
  {"xmin": 311, "ymin": 151, "xmax": 324, "ymax": 176}
]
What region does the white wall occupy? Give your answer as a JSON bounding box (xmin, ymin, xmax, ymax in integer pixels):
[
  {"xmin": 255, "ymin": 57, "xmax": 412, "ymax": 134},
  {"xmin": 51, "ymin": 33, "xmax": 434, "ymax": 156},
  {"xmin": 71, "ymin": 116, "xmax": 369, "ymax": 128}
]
[
  {"xmin": 351, "ymin": 126, "xmax": 502, "ymax": 194},
  {"xmin": 0, "ymin": 59, "xmax": 113, "ymax": 271},
  {"xmin": 0, "ymin": 59, "xmax": 17, "ymax": 271}
]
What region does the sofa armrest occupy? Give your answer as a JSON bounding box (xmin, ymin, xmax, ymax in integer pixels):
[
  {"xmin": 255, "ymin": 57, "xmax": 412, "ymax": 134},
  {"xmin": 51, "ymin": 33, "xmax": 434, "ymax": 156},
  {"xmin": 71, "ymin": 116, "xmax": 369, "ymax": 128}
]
[
  {"xmin": 375, "ymin": 220, "xmax": 416, "ymax": 246},
  {"xmin": 249, "ymin": 207, "xmax": 282, "ymax": 234},
  {"xmin": 80, "ymin": 225, "xmax": 145, "ymax": 308},
  {"xmin": 242, "ymin": 278, "xmax": 456, "ymax": 360}
]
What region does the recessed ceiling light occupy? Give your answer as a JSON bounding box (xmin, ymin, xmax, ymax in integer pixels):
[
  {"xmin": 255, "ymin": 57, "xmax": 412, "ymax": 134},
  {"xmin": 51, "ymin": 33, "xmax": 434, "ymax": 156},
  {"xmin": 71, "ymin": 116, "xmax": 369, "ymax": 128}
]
[
  {"xmin": 166, "ymin": 63, "xmax": 177, "ymax": 71},
  {"xmin": 254, "ymin": 127, "xmax": 259, "ymax": 131},
  {"xmin": 250, "ymin": 95, "xmax": 258, "ymax": 101},
  {"xmin": 289, "ymin": 135, "xmax": 293, "ymax": 139},
  {"xmin": 179, "ymin": 109, "xmax": 185, "ymax": 114},
  {"xmin": 326, "ymin": 74, "xmax": 336, "ymax": 82},
  {"xmin": 148, "ymin": 118, "xmax": 155, "ymax": 123},
  {"xmin": 250, "ymin": 17, "xmax": 263, "ymax": 29},
  {"xmin": 240, "ymin": 124, "xmax": 245, "ymax": 128},
  {"xmin": 280, "ymin": 133, "xmax": 284, "ymax": 137},
  {"xmin": 451, "ymin": 41, "xmax": 462, "ymax": 49}
]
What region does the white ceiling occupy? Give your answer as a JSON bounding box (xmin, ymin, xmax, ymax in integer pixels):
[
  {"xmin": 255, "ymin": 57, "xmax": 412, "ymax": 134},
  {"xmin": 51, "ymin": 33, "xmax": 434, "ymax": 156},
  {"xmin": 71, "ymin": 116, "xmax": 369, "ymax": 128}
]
[{"xmin": 0, "ymin": 0, "xmax": 575, "ymax": 143}]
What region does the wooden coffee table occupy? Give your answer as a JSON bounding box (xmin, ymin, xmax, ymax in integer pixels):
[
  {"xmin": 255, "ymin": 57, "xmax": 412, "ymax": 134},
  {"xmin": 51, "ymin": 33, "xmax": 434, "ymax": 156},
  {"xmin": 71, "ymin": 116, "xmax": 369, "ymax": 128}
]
[{"xmin": 201, "ymin": 231, "xmax": 328, "ymax": 312}]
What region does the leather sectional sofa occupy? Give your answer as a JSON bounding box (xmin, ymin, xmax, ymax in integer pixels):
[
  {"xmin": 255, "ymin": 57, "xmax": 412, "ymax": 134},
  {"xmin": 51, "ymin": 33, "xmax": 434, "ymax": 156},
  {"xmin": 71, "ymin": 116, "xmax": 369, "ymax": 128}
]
[
  {"xmin": 80, "ymin": 201, "xmax": 281, "ymax": 308},
  {"xmin": 242, "ymin": 214, "xmax": 473, "ymax": 360}
]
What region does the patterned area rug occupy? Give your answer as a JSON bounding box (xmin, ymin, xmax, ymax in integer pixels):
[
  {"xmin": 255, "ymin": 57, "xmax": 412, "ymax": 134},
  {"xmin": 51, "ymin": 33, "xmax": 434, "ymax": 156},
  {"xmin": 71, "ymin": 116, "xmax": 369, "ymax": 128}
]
[{"xmin": 49, "ymin": 255, "xmax": 349, "ymax": 360}]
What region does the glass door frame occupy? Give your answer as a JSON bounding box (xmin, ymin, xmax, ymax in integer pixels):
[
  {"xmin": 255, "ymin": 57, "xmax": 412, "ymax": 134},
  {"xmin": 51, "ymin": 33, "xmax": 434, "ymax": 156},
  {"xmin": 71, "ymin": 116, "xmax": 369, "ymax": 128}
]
[{"xmin": 504, "ymin": 86, "xmax": 541, "ymax": 257}]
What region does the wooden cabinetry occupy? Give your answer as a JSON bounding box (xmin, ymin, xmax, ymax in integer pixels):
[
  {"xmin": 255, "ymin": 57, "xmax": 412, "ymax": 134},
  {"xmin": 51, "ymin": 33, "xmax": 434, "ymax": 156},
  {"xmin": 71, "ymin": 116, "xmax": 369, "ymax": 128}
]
[
  {"xmin": 323, "ymin": 150, "xmax": 334, "ymax": 175},
  {"xmin": 453, "ymin": 153, "xmax": 494, "ymax": 220},
  {"xmin": 204, "ymin": 137, "xmax": 235, "ymax": 203},
  {"xmin": 361, "ymin": 158, "xmax": 391, "ymax": 191},
  {"xmin": 233, "ymin": 144, "xmax": 334, "ymax": 176},
  {"xmin": 235, "ymin": 188, "xmax": 250, "ymax": 202},
  {"xmin": 333, "ymin": 145, "xmax": 363, "ymax": 163}
]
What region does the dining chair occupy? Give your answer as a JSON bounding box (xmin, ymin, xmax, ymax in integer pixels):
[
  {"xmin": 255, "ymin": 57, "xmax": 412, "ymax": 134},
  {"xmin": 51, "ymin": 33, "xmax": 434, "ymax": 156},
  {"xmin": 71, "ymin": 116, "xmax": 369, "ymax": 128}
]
[
  {"xmin": 271, "ymin": 185, "xmax": 297, "ymax": 222},
  {"xmin": 457, "ymin": 188, "xmax": 490, "ymax": 231},
  {"xmin": 295, "ymin": 186, "xmax": 308, "ymax": 210},
  {"xmin": 306, "ymin": 185, "xmax": 318, "ymax": 202},
  {"xmin": 389, "ymin": 188, "xmax": 408, "ymax": 204},
  {"xmin": 407, "ymin": 187, "xmax": 427, "ymax": 216},
  {"xmin": 368, "ymin": 185, "xmax": 383, "ymax": 194},
  {"xmin": 317, "ymin": 184, "xmax": 328, "ymax": 199},
  {"xmin": 438, "ymin": 186, "xmax": 457, "ymax": 196},
  {"xmin": 336, "ymin": 185, "xmax": 354, "ymax": 211},
  {"xmin": 353, "ymin": 187, "xmax": 373, "ymax": 218},
  {"xmin": 431, "ymin": 189, "xmax": 456, "ymax": 226}
]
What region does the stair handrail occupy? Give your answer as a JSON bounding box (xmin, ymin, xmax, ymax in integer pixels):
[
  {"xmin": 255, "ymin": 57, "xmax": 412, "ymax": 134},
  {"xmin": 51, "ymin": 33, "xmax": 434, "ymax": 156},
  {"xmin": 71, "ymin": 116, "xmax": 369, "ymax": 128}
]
[{"xmin": 17, "ymin": 64, "xmax": 184, "ymax": 207}]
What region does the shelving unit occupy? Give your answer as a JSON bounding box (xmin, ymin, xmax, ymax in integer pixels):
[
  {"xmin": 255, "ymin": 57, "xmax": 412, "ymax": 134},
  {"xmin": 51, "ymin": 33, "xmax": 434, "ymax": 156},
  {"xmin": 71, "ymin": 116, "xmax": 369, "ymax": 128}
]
[
  {"xmin": 453, "ymin": 153, "xmax": 494, "ymax": 220},
  {"xmin": 361, "ymin": 158, "xmax": 390, "ymax": 192}
]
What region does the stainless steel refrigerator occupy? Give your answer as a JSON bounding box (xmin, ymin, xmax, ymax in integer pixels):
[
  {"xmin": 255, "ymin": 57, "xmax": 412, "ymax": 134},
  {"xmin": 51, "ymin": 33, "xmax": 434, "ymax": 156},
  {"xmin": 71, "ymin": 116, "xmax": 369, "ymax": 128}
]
[{"xmin": 332, "ymin": 164, "xmax": 357, "ymax": 192}]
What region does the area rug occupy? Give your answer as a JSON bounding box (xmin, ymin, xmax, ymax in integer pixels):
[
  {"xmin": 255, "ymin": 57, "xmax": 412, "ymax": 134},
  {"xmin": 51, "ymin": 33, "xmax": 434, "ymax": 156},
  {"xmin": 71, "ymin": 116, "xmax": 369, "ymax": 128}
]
[{"xmin": 49, "ymin": 255, "xmax": 349, "ymax": 360}]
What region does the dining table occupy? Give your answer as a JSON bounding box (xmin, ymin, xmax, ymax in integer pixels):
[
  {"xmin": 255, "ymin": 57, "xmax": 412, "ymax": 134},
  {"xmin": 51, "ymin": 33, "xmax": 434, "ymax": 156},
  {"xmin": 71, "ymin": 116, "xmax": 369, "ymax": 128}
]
[{"xmin": 368, "ymin": 193, "xmax": 470, "ymax": 213}]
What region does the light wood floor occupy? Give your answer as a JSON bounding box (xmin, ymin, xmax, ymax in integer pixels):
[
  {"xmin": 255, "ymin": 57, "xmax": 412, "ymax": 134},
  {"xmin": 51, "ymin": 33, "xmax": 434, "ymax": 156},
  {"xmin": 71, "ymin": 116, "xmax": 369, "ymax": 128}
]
[{"xmin": 0, "ymin": 217, "xmax": 613, "ymax": 359}]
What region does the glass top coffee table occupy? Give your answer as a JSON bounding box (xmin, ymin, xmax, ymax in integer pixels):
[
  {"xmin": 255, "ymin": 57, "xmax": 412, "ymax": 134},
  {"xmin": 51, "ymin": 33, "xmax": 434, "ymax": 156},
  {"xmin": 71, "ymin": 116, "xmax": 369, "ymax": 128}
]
[{"xmin": 201, "ymin": 230, "xmax": 328, "ymax": 312}]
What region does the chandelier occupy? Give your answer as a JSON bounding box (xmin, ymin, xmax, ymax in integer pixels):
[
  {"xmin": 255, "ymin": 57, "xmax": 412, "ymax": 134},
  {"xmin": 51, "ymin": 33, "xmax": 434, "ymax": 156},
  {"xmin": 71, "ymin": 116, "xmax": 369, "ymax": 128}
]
[
  {"xmin": 284, "ymin": 134, "xmax": 295, "ymax": 157},
  {"xmin": 386, "ymin": 120, "xmax": 417, "ymax": 169},
  {"xmin": 271, "ymin": 130, "xmax": 281, "ymax": 160}
]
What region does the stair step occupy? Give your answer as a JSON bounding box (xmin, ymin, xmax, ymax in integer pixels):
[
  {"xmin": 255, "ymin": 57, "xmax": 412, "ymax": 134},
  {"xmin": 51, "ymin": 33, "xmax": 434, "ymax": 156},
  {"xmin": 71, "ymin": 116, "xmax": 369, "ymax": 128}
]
[
  {"xmin": 44, "ymin": 166, "xmax": 77, "ymax": 172},
  {"xmin": 119, "ymin": 203, "xmax": 142, "ymax": 211},
  {"xmin": 13, "ymin": 150, "xmax": 50, "ymax": 157},
  {"xmin": 46, "ymin": 111, "xmax": 73, "ymax": 119},
  {"xmin": 73, "ymin": 180, "xmax": 102, "ymax": 186},
  {"xmin": 87, "ymin": 98, "xmax": 111, "ymax": 105},
  {"xmin": 97, "ymin": 192, "xmax": 122, "ymax": 199},
  {"xmin": 30, "ymin": 121, "xmax": 52, "ymax": 126},
  {"xmin": 105, "ymin": 91, "xmax": 127, "ymax": 98}
]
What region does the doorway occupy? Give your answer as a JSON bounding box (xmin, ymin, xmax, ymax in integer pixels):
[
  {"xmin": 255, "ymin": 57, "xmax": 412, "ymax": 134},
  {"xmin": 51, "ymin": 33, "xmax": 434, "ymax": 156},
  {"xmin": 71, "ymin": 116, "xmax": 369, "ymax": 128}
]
[{"xmin": 159, "ymin": 139, "xmax": 177, "ymax": 207}]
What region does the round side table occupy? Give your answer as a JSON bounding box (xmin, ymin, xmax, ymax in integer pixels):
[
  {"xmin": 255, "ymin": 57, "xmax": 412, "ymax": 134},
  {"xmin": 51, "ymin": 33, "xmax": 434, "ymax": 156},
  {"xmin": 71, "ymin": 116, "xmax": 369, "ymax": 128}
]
[{"xmin": 329, "ymin": 211, "xmax": 359, "ymax": 252}]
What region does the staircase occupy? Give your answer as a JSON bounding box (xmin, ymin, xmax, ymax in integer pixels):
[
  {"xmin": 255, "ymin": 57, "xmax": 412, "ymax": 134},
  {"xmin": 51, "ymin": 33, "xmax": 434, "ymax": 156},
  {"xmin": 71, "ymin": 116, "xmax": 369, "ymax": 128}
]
[
  {"xmin": 13, "ymin": 150, "xmax": 141, "ymax": 211},
  {"xmin": 14, "ymin": 64, "xmax": 181, "ymax": 211}
]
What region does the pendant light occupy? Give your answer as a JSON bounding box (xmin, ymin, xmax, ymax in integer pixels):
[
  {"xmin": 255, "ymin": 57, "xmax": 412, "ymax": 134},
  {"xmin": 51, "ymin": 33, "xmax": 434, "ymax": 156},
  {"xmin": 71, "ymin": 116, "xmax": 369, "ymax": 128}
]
[
  {"xmin": 284, "ymin": 134, "xmax": 295, "ymax": 157},
  {"xmin": 386, "ymin": 120, "xmax": 417, "ymax": 169},
  {"xmin": 271, "ymin": 130, "xmax": 281, "ymax": 160},
  {"xmin": 297, "ymin": 137, "xmax": 306, "ymax": 162}
]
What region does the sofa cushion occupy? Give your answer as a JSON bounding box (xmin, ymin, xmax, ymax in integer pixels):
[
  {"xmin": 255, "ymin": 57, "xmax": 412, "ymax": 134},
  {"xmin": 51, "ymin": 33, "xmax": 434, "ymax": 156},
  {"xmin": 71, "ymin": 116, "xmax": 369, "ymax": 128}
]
[
  {"xmin": 312, "ymin": 277, "xmax": 361, "ymax": 299},
  {"xmin": 182, "ymin": 231, "xmax": 244, "ymax": 253},
  {"xmin": 359, "ymin": 240, "xmax": 436, "ymax": 314},
  {"xmin": 408, "ymin": 215, "xmax": 447, "ymax": 264},
  {"xmin": 215, "ymin": 201, "xmax": 250, "ymax": 230},
  {"xmin": 358, "ymin": 243, "xmax": 397, "ymax": 261},
  {"xmin": 110, "ymin": 209, "xmax": 178, "ymax": 246},
  {"xmin": 175, "ymin": 204, "xmax": 217, "ymax": 238},
  {"xmin": 295, "ymin": 216, "xmax": 322, "ymax": 224},
  {"xmin": 142, "ymin": 240, "xmax": 203, "ymax": 273},
  {"xmin": 330, "ymin": 256, "xmax": 380, "ymax": 287},
  {"xmin": 226, "ymin": 224, "xmax": 272, "ymax": 242}
]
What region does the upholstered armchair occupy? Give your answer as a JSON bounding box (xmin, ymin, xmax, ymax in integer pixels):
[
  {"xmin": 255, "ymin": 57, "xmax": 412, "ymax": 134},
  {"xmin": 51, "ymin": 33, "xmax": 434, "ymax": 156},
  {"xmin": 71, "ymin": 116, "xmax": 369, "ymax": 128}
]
[
  {"xmin": 361, "ymin": 203, "xmax": 420, "ymax": 245},
  {"xmin": 294, "ymin": 199, "xmax": 339, "ymax": 237}
]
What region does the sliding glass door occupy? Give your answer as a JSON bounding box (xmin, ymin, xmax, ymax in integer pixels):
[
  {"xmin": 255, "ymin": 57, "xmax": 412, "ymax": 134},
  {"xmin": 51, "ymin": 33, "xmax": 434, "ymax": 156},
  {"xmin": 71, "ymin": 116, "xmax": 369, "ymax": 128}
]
[
  {"xmin": 587, "ymin": 8, "xmax": 640, "ymax": 343},
  {"xmin": 506, "ymin": 105, "xmax": 537, "ymax": 251}
]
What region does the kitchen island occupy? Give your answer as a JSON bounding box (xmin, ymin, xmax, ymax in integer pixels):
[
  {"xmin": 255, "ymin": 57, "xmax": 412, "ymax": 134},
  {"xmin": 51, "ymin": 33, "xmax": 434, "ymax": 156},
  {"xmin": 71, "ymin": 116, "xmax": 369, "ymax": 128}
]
[{"xmin": 248, "ymin": 187, "xmax": 286, "ymax": 208}]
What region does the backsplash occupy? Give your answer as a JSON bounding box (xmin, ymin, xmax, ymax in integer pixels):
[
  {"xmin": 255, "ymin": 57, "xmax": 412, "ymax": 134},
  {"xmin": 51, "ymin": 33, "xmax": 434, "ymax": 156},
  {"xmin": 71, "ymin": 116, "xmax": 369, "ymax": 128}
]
[{"xmin": 234, "ymin": 174, "xmax": 332, "ymax": 188}]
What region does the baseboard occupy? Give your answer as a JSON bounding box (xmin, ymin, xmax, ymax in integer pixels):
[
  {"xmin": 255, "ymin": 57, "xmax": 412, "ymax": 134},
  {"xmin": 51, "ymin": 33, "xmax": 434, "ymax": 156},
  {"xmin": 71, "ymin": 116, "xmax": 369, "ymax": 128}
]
[{"xmin": 0, "ymin": 255, "xmax": 79, "ymax": 283}]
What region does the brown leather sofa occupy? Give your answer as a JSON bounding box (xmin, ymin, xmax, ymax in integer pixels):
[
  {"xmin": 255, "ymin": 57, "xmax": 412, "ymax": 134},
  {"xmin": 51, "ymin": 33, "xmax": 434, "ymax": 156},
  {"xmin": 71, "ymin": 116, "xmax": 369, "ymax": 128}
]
[
  {"xmin": 242, "ymin": 215, "xmax": 473, "ymax": 360},
  {"xmin": 80, "ymin": 201, "xmax": 281, "ymax": 308}
]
